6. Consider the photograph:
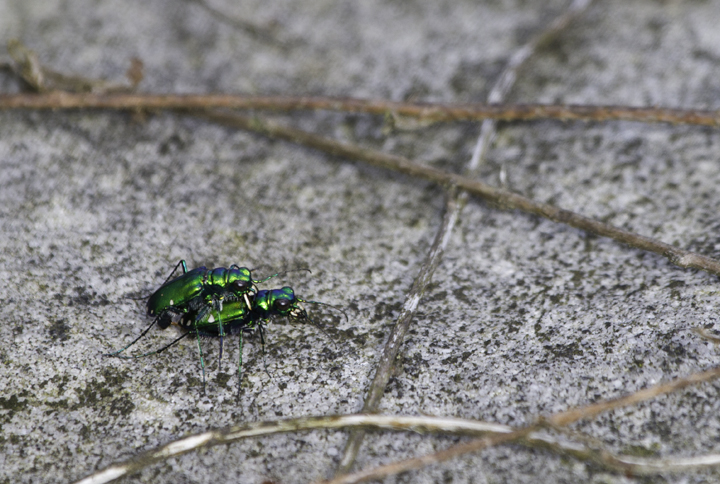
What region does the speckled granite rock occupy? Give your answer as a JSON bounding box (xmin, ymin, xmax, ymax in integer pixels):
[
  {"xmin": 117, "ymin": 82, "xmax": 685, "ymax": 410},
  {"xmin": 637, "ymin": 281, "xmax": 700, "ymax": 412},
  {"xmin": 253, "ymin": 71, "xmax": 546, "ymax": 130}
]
[{"xmin": 2, "ymin": 1, "xmax": 720, "ymax": 483}]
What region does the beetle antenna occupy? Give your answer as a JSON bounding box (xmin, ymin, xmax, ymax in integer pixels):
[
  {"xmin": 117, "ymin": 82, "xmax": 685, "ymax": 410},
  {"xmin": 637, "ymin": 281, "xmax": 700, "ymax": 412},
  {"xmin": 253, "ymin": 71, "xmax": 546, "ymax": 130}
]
[
  {"xmin": 158, "ymin": 259, "xmax": 189, "ymax": 286},
  {"xmin": 124, "ymin": 260, "xmax": 190, "ymax": 301},
  {"xmin": 305, "ymin": 316, "xmax": 339, "ymax": 350},
  {"xmin": 251, "ymin": 267, "xmax": 312, "ymax": 284},
  {"xmin": 301, "ymin": 299, "xmax": 349, "ymax": 323},
  {"xmin": 257, "ymin": 324, "xmax": 275, "ymax": 381}
]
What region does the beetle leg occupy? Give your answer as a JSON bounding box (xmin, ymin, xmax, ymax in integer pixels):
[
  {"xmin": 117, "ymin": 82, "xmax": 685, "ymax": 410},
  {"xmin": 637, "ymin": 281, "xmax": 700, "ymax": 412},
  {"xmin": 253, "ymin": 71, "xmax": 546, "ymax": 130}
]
[
  {"xmin": 157, "ymin": 259, "xmax": 189, "ymax": 288},
  {"xmin": 217, "ymin": 308, "xmax": 225, "ymax": 366},
  {"xmin": 236, "ymin": 328, "xmax": 244, "ymax": 398},
  {"xmin": 258, "ymin": 323, "xmax": 273, "ymax": 381},
  {"xmin": 112, "ymin": 332, "xmax": 190, "ymax": 359},
  {"xmin": 193, "ymin": 321, "xmax": 207, "ymax": 394},
  {"xmin": 104, "ymin": 312, "xmax": 165, "ymax": 356}
]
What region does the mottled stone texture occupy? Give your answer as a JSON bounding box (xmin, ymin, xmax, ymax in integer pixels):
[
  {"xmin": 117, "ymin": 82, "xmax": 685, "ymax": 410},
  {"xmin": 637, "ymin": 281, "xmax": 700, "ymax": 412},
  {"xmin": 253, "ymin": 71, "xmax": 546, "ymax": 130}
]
[{"xmin": 2, "ymin": 1, "xmax": 720, "ymax": 483}]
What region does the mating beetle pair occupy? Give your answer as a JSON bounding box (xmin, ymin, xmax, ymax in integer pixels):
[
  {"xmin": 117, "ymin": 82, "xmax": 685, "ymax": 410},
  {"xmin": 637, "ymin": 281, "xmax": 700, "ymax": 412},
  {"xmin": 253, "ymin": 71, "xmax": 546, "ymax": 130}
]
[
  {"xmin": 106, "ymin": 260, "xmax": 344, "ymax": 392},
  {"xmin": 146, "ymin": 260, "xmax": 264, "ymax": 329}
]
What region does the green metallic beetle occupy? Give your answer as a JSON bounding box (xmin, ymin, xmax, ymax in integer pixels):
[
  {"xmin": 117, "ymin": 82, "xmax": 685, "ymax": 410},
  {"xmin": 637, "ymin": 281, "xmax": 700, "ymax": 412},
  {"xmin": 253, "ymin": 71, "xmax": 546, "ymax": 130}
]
[
  {"xmin": 106, "ymin": 260, "xmax": 276, "ymax": 361},
  {"xmin": 176, "ymin": 286, "xmax": 347, "ymax": 392},
  {"xmin": 106, "ymin": 260, "xmax": 345, "ymax": 393},
  {"xmin": 146, "ymin": 260, "xmax": 260, "ymax": 330}
]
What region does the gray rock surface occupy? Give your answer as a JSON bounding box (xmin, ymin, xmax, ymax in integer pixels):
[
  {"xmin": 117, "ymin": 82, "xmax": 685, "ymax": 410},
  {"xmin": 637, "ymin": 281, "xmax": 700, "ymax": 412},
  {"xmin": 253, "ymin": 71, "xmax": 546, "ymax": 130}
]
[{"xmin": 2, "ymin": 1, "xmax": 720, "ymax": 483}]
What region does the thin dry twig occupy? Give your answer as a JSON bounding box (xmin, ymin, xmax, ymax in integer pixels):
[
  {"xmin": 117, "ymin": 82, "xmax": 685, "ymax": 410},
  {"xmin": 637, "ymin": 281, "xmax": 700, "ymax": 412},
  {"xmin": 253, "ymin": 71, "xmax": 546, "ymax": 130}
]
[
  {"xmin": 72, "ymin": 364, "xmax": 720, "ymax": 484},
  {"xmin": 71, "ymin": 415, "xmax": 511, "ymax": 484},
  {"xmin": 529, "ymin": 425, "xmax": 720, "ymax": 476},
  {"xmin": 8, "ymin": 35, "xmax": 720, "ymax": 484},
  {"xmin": 325, "ymin": 429, "xmax": 536, "ymax": 484},
  {"xmin": 199, "ymin": 110, "xmax": 720, "ymax": 278},
  {"xmin": 336, "ymin": 0, "xmax": 593, "ymax": 475},
  {"xmin": 469, "ymin": 0, "xmax": 592, "ymax": 169},
  {"xmin": 606, "ymin": 453, "xmax": 720, "ymax": 475},
  {"xmin": 185, "ymin": 0, "xmax": 295, "ymax": 49},
  {"xmin": 337, "ymin": 0, "xmax": 595, "ymax": 475},
  {"xmin": 693, "ymin": 328, "xmax": 720, "ymax": 345},
  {"xmin": 336, "ymin": 189, "xmax": 461, "ymax": 472},
  {"xmin": 1, "ymin": 91, "xmax": 719, "ymax": 127},
  {"xmin": 547, "ymin": 366, "xmax": 720, "ymax": 426},
  {"xmin": 318, "ymin": 365, "xmax": 720, "ymax": 484},
  {"xmin": 5, "ymin": 39, "xmax": 136, "ymax": 93}
]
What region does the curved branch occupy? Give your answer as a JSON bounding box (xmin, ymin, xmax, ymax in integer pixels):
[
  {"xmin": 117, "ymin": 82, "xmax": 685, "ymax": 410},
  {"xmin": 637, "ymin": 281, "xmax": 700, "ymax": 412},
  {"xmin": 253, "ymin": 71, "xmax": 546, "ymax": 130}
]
[
  {"xmin": 200, "ymin": 110, "xmax": 720, "ymax": 278},
  {"xmin": 71, "ymin": 415, "xmax": 509, "ymax": 484},
  {"xmin": 0, "ymin": 91, "xmax": 719, "ymax": 127}
]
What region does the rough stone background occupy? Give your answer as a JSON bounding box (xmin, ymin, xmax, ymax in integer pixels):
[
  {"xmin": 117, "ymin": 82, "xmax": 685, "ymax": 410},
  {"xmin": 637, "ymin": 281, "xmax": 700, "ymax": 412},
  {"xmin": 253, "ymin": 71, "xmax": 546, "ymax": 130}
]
[{"xmin": 1, "ymin": 1, "xmax": 720, "ymax": 483}]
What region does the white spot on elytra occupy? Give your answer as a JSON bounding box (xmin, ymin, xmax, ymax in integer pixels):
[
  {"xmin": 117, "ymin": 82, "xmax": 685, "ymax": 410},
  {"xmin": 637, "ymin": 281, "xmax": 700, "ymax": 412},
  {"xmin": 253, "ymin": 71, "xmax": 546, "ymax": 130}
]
[
  {"xmin": 208, "ymin": 314, "xmax": 215, "ymax": 323},
  {"xmin": 170, "ymin": 299, "xmax": 174, "ymax": 306}
]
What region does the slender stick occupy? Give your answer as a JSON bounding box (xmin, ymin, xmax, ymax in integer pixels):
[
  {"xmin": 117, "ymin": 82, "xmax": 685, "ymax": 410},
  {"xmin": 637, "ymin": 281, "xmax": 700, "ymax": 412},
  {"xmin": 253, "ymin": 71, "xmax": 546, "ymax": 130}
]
[
  {"xmin": 0, "ymin": 91, "xmax": 719, "ymax": 127},
  {"xmin": 336, "ymin": 189, "xmax": 461, "ymax": 472},
  {"xmin": 199, "ymin": 110, "xmax": 720, "ymax": 277},
  {"xmin": 532, "ymin": 425, "xmax": 720, "ymax": 475},
  {"xmin": 70, "ymin": 415, "xmax": 511, "ymax": 484},
  {"xmin": 318, "ymin": 365, "xmax": 720, "ymax": 484},
  {"xmin": 335, "ymin": 0, "xmax": 594, "ymax": 475},
  {"xmin": 603, "ymin": 453, "xmax": 720, "ymax": 475},
  {"xmin": 324, "ymin": 429, "xmax": 536, "ymax": 484},
  {"xmin": 186, "ymin": 0, "xmax": 292, "ymax": 49},
  {"xmin": 72, "ymin": 365, "xmax": 720, "ymax": 484}
]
